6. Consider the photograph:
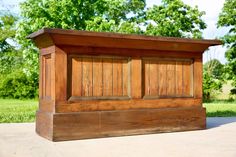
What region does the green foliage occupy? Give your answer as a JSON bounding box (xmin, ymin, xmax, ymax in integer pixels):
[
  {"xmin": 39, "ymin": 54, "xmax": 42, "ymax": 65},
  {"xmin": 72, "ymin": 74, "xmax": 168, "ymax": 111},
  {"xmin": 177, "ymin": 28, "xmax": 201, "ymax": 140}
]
[
  {"xmin": 0, "ymin": 14, "xmax": 17, "ymax": 52},
  {"xmin": 217, "ymin": 0, "xmax": 236, "ymax": 94},
  {"xmin": 203, "ymin": 59, "xmax": 224, "ymax": 100},
  {"xmin": 0, "ymin": 71, "xmax": 38, "ymax": 99},
  {"xmin": 145, "ymin": 0, "xmax": 206, "ymax": 38}
]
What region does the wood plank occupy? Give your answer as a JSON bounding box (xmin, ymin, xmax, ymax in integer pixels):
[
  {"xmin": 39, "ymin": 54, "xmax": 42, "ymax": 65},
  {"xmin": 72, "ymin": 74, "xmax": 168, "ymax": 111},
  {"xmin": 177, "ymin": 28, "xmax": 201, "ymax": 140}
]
[
  {"xmin": 131, "ymin": 58, "xmax": 142, "ymax": 98},
  {"xmin": 56, "ymin": 98, "xmax": 202, "ymax": 112},
  {"xmin": 149, "ymin": 60, "xmax": 159, "ymax": 96},
  {"xmin": 103, "ymin": 58, "xmax": 113, "ymax": 96},
  {"xmin": 113, "ymin": 60, "xmax": 123, "ymax": 96},
  {"xmin": 183, "ymin": 61, "xmax": 192, "ymax": 96},
  {"xmin": 82, "ymin": 57, "xmax": 93, "ymax": 96},
  {"xmin": 63, "ymin": 46, "xmax": 203, "ymax": 59},
  {"xmin": 159, "ymin": 61, "xmax": 167, "ymax": 96},
  {"xmin": 45, "ymin": 56, "xmax": 51, "ymax": 97},
  {"xmin": 71, "ymin": 58, "xmax": 82, "ymax": 96},
  {"xmin": 122, "ymin": 59, "xmax": 129, "ymax": 96},
  {"xmin": 166, "ymin": 61, "xmax": 176, "ymax": 95},
  {"xmin": 144, "ymin": 59, "xmax": 150, "ymax": 96},
  {"xmin": 194, "ymin": 58, "xmax": 203, "ymax": 98},
  {"xmin": 176, "ymin": 61, "xmax": 183, "ymax": 96},
  {"xmin": 92, "ymin": 58, "xmax": 103, "ymax": 96}
]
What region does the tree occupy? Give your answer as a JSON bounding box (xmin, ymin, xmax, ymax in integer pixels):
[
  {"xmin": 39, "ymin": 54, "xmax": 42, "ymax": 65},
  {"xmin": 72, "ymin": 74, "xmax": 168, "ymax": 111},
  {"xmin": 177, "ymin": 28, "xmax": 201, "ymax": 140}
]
[
  {"xmin": 0, "ymin": 13, "xmax": 38, "ymax": 99},
  {"xmin": 217, "ymin": 0, "xmax": 236, "ymax": 95},
  {"xmin": 203, "ymin": 59, "xmax": 224, "ymax": 100},
  {"xmin": 145, "ymin": 0, "xmax": 206, "ymax": 38},
  {"xmin": 0, "ymin": 14, "xmax": 22, "ymax": 75}
]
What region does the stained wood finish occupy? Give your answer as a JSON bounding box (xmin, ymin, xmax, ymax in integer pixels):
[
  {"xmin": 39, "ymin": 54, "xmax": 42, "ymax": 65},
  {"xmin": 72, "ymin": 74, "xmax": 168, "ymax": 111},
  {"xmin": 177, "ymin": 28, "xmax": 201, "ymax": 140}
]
[
  {"xmin": 52, "ymin": 107, "xmax": 206, "ymax": 141},
  {"xmin": 56, "ymin": 98, "xmax": 202, "ymax": 112},
  {"xmin": 68, "ymin": 55, "xmax": 130, "ymax": 100},
  {"xmin": 28, "ymin": 28, "xmax": 221, "ymax": 53},
  {"xmin": 28, "ymin": 28, "xmax": 221, "ymax": 141},
  {"xmin": 143, "ymin": 58, "xmax": 193, "ymax": 98}
]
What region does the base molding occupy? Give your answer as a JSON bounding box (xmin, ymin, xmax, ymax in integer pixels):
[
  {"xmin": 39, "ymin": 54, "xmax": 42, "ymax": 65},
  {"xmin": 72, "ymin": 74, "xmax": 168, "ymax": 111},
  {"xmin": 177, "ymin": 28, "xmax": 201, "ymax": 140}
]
[{"xmin": 36, "ymin": 107, "xmax": 206, "ymax": 141}]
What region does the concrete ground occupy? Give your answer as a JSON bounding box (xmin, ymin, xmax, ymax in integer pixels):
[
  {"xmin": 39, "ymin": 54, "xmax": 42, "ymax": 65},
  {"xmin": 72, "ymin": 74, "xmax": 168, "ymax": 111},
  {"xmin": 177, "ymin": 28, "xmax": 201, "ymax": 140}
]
[{"xmin": 0, "ymin": 117, "xmax": 236, "ymax": 157}]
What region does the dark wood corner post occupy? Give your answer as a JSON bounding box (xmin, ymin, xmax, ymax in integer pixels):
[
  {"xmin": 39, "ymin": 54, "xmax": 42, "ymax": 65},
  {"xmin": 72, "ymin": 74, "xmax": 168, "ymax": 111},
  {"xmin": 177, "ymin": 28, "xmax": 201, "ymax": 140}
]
[{"xmin": 30, "ymin": 28, "xmax": 221, "ymax": 141}]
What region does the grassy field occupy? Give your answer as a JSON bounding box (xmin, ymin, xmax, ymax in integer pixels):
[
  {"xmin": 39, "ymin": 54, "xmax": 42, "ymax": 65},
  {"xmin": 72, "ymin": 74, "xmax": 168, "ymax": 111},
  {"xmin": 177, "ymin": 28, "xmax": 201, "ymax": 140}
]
[
  {"xmin": 0, "ymin": 99, "xmax": 236, "ymax": 123},
  {"xmin": 0, "ymin": 99, "xmax": 38, "ymax": 123},
  {"xmin": 204, "ymin": 99, "xmax": 236, "ymax": 117}
]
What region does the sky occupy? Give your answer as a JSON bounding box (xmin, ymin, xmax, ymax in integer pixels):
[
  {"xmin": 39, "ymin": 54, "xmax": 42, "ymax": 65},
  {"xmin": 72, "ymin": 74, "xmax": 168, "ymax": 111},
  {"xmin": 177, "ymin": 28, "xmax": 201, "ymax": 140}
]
[{"xmin": 0, "ymin": 0, "xmax": 228, "ymax": 63}]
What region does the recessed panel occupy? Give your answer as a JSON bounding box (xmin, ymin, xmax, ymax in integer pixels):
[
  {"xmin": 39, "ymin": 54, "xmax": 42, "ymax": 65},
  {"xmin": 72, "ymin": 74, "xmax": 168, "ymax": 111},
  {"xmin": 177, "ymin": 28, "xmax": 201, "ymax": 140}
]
[
  {"xmin": 69, "ymin": 55, "xmax": 130, "ymax": 100},
  {"xmin": 143, "ymin": 58, "xmax": 193, "ymax": 98}
]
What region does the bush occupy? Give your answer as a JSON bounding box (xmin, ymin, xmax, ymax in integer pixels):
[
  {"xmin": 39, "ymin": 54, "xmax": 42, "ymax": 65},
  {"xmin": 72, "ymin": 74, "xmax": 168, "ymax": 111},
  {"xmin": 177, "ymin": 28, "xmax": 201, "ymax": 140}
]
[{"xmin": 0, "ymin": 71, "xmax": 38, "ymax": 99}]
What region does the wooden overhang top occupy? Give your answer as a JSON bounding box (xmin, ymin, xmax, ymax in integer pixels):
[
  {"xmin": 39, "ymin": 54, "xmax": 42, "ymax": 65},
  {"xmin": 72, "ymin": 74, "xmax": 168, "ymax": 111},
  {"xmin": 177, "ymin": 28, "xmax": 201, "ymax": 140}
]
[{"xmin": 28, "ymin": 28, "xmax": 222, "ymax": 52}]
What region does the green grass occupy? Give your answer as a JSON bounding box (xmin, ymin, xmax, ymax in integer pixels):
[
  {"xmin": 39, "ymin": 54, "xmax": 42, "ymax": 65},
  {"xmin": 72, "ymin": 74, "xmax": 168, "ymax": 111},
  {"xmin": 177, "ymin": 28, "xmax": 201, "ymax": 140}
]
[
  {"xmin": 0, "ymin": 99, "xmax": 38, "ymax": 123},
  {"xmin": 204, "ymin": 99, "xmax": 236, "ymax": 117},
  {"xmin": 0, "ymin": 99, "xmax": 236, "ymax": 123}
]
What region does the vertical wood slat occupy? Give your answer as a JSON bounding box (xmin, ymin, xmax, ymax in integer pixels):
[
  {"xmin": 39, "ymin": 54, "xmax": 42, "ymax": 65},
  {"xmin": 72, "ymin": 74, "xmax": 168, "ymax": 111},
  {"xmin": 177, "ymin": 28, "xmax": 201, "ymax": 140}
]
[
  {"xmin": 123, "ymin": 59, "xmax": 129, "ymax": 96},
  {"xmin": 159, "ymin": 61, "xmax": 167, "ymax": 96},
  {"xmin": 166, "ymin": 62, "xmax": 175, "ymax": 96},
  {"xmin": 93, "ymin": 58, "xmax": 103, "ymax": 97},
  {"xmin": 176, "ymin": 61, "xmax": 183, "ymax": 96},
  {"xmin": 45, "ymin": 56, "xmax": 51, "ymax": 97},
  {"xmin": 131, "ymin": 58, "xmax": 142, "ymax": 99},
  {"xmin": 71, "ymin": 58, "xmax": 82, "ymax": 96},
  {"xmin": 183, "ymin": 61, "xmax": 191, "ymax": 96},
  {"xmin": 194, "ymin": 58, "xmax": 202, "ymax": 98},
  {"xmin": 144, "ymin": 60, "xmax": 150, "ymax": 96},
  {"xmin": 82, "ymin": 57, "xmax": 93, "ymax": 96},
  {"xmin": 113, "ymin": 60, "xmax": 123, "ymax": 96},
  {"xmin": 103, "ymin": 58, "xmax": 113, "ymax": 96},
  {"xmin": 149, "ymin": 61, "xmax": 159, "ymax": 96}
]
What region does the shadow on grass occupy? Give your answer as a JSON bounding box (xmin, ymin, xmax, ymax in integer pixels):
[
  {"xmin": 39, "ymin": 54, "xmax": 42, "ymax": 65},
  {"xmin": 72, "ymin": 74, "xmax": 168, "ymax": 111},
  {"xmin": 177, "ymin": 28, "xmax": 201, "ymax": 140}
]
[{"xmin": 207, "ymin": 115, "xmax": 236, "ymax": 129}]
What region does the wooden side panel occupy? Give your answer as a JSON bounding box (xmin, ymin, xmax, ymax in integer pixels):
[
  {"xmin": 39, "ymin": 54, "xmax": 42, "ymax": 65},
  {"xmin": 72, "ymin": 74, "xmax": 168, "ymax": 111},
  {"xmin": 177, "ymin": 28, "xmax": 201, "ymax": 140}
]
[
  {"xmin": 69, "ymin": 55, "xmax": 130, "ymax": 99},
  {"xmin": 143, "ymin": 58, "xmax": 193, "ymax": 98},
  {"xmin": 42, "ymin": 55, "xmax": 52, "ymax": 99},
  {"xmin": 54, "ymin": 47, "xmax": 67, "ymax": 101}
]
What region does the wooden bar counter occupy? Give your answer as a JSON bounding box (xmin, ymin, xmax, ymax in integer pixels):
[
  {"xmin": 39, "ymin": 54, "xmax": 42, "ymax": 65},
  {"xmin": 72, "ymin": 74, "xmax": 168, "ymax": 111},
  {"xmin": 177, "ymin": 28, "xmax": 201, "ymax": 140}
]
[{"xmin": 28, "ymin": 28, "xmax": 221, "ymax": 141}]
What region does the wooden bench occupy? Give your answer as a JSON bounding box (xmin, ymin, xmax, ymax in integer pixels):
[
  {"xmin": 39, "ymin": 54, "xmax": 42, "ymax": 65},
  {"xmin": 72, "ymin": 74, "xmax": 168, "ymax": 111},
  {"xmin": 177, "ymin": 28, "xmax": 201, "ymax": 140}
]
[{"xmin": 28, "ymin": 28, "xmax": 221, "ymax": 141}]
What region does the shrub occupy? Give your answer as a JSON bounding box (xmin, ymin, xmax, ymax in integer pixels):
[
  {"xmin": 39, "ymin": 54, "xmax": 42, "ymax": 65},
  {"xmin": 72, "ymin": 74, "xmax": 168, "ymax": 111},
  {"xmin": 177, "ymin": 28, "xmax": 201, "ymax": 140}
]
[{"xmin": 0, "ymin": 71, "xmax": 38, "ymax": 99}]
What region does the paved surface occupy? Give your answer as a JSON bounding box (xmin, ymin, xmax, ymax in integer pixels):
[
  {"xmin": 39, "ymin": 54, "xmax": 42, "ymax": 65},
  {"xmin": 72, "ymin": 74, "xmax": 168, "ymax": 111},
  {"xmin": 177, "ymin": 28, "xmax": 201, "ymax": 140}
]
[{"xmin": 0, "ymin": 117, "xmax": 236, "ymax": 157}]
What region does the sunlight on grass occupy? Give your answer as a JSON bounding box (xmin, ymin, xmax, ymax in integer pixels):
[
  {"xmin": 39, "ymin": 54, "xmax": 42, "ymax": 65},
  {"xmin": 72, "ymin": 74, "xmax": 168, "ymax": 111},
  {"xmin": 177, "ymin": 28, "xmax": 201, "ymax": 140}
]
[
  {"xmin": 0, "ymin": 99, "xmax": 38, "ymax": 123},
  {"xmin": 204, "ymin": 99, "xmax": 236, "ymax": 117}
]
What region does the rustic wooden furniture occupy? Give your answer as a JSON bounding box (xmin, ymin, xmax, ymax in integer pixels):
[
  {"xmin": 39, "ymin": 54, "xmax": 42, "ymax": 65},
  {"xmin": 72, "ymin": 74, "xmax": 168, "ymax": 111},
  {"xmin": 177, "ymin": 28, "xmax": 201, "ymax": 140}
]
[{"xmin": 28, "ymin": 28, "xmax": 221, "ymax": 141}]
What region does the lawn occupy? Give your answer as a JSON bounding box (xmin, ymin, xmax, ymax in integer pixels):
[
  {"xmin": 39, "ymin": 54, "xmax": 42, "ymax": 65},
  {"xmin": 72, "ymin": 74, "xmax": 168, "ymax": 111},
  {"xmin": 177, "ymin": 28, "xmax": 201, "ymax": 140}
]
[
  {"xmin": 0, "ymin": 99, "xmax": 236, "ymax": 123},
  {"xmin": 204, "ymin": 99, "xmax": 236, "ymax": 117},
  {"xmin": 0, "ymin": 99, "xmax": 38, "ymax": 123}
]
